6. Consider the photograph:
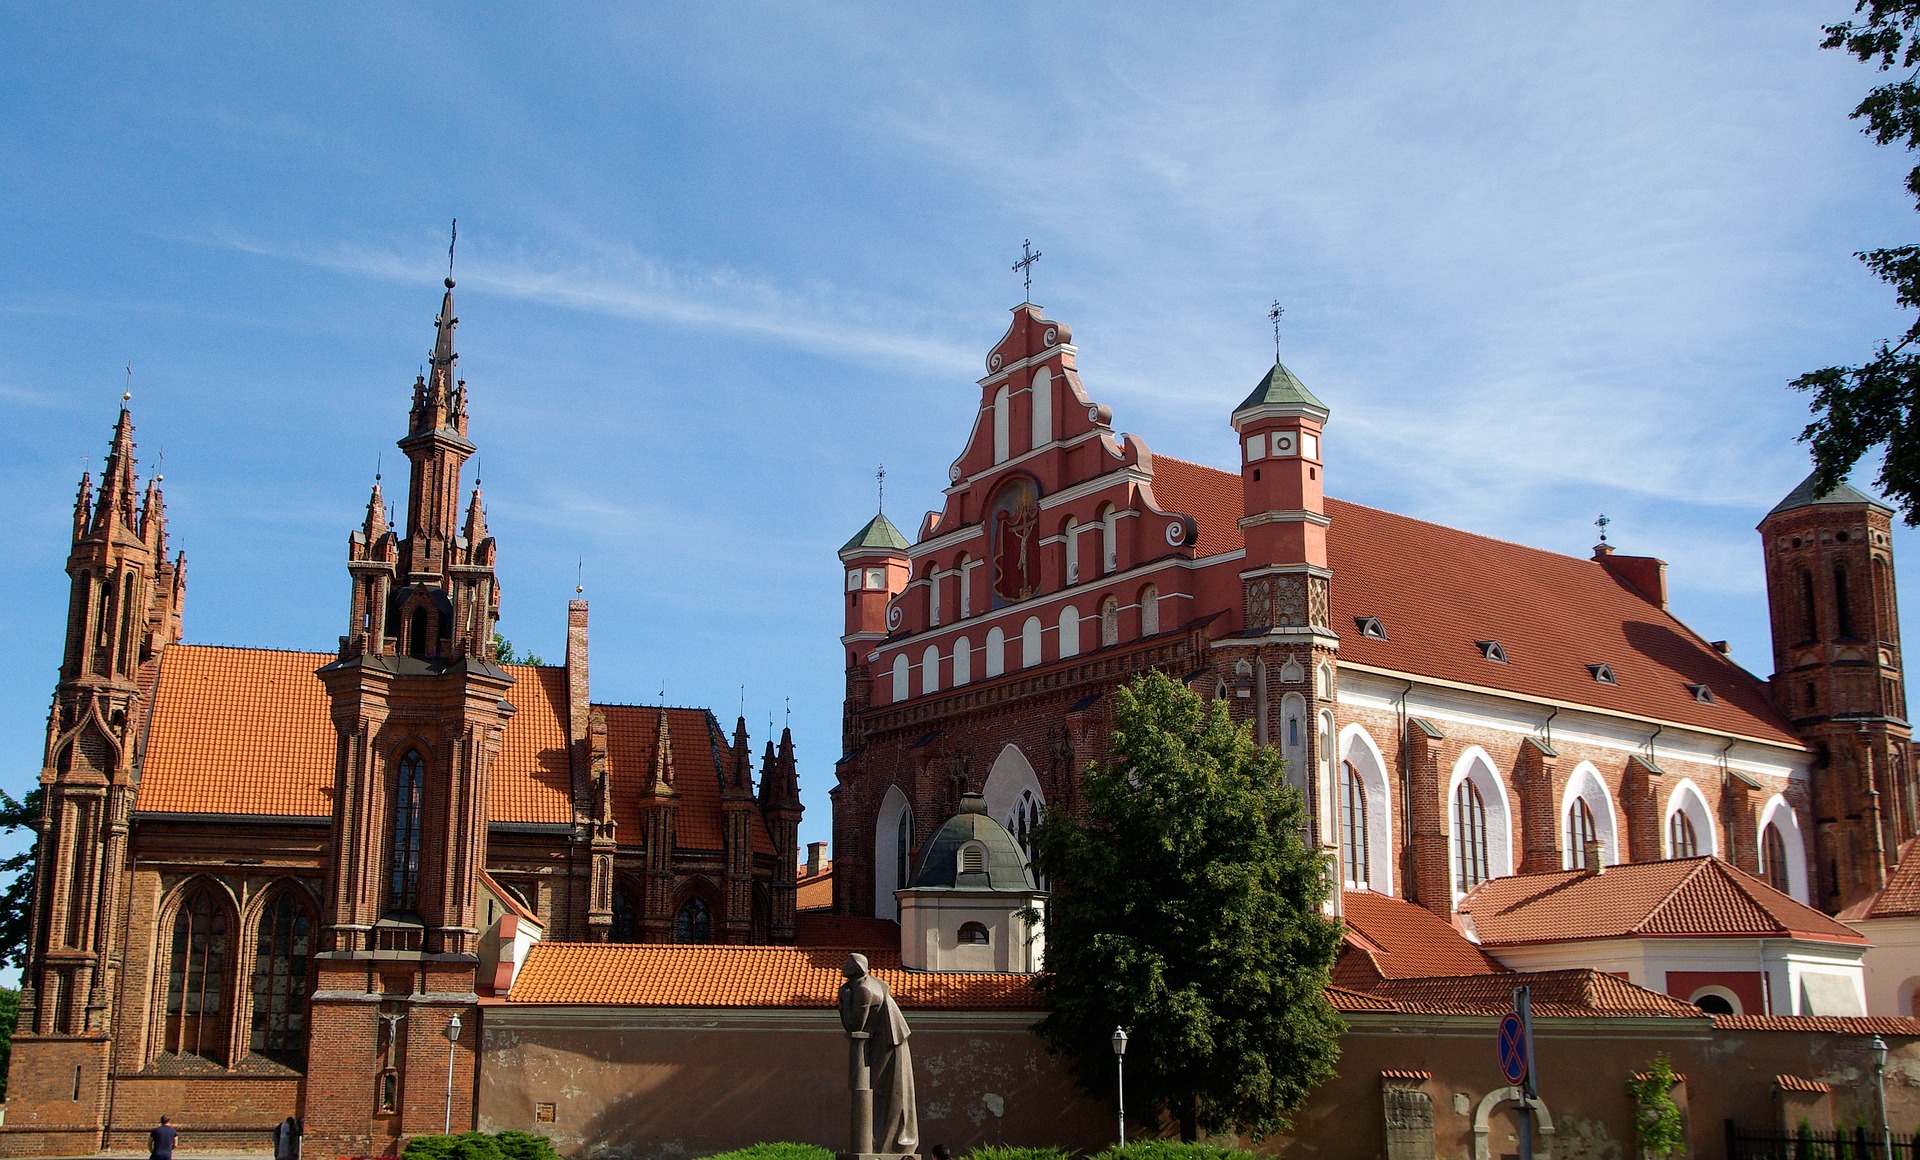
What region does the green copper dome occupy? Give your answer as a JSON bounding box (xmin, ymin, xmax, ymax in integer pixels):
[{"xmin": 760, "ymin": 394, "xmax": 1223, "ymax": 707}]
[
  {"xmin": 907, "ymin": 794, "xmax": 1039, "ymax": 892},
  {"xmin": 1767, "ymin": 469, "xmax": 1891, "ymax": 518},
  {"xmin": 840, "ymin": 510, "xmax": 910, "ymax": 555},
  {"xmin": 1234, "ymin": 360, "xmax": 1326, "ymax": 416}
]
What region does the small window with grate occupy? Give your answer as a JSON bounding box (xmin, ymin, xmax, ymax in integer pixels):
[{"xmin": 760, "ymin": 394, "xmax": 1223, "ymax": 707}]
[
  {"xmin": 1476, "ymin": 640, "xmax": 1508, "ymax": 664},
  {"xmin": 958, "ymin": 921, "xmax": 990, "ymax": 945},
  {"xmin": 1354, "ymin": 616, "xmax": 1388, "ymax": 640},
  {"xmin": 960, "ymin": 843, "xmax": 987, "ymax": 874},
  {"xmin": 1688, "ymin": 683, "xmax": 1715, "ymax": 704},
  {"xmin": 1587, "ymin": 663, "xmax": 1616, "ymax": 685}
]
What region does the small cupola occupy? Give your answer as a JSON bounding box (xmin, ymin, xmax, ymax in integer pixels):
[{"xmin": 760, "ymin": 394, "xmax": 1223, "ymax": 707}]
[{"xmin": 896, "ymin": 792, "xmax": 1049, "ymax": 973}]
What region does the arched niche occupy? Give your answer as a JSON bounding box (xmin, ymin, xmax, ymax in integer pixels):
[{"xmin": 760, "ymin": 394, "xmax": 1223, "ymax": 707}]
[
  {"xmin": 1338, "ymin": 725, "xmax": 1395, "ymax": 896},
  {"xmin": 1664, "ymin": 778, "xmax": 1718, "ymax": 858},
  {"xmin": 1757, "ymin": 793, "xmax": 1810, "ymax": 902},
  {"xmin": 874, "ymin": 785, "xmax": 913, "ymax": 922},
  {"xmin": 1558, "ymin": 762, "xmax": 1621, "ymax": 869}
]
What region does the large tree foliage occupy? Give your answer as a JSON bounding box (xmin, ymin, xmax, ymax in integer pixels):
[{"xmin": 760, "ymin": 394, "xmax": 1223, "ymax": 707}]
[
  {"xmin": 1795, "ymin": 1, "xmax": 1920, "ymax": 522},
  {"xmin": 1030, "ymin": 671, "xmax": 1344, "ymax": 1143},
  {"xmin": 0, "ymin": 788, "xmax": 40, "ymax": 973}
]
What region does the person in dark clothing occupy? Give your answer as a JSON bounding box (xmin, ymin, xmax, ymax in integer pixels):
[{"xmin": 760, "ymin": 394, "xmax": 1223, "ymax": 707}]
[
  {"xmin": 273, "ymin": 1116, "xmax": 300, "ymax": 1160},
  {"xmin": 149, "ymin": 1116, "xmax": 178, "ymax": 1160},
  {"xmin": 932, "ymin": 1147, "xmax": 952, "ymax": 1160}
]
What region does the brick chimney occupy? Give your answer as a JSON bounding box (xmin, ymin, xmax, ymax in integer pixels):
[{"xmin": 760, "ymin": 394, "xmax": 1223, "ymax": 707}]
[{"xmin": 806, "ymin": 842, "xmax": 828, "ymax": 878}]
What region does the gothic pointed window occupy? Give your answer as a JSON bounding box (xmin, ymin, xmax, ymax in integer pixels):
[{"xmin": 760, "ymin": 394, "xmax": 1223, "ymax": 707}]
[
  {"xmin": 387, "ymin": 751, "xmax": 426, "ymax": 913},
  {"xmin": 1452, "ymin": 780, "xmax": 1490, "ymax": 893},
  {"xmin": 612, "ymin": 883, "xmax": 640, "ymax": 943},
  {"xmin": 164, "ymin": 887, "xmax": 229, "ymax": 1062},
  {"xmin": 896, "ymin": 809, "xmax": 914, "ymax": 893},
  {"xmin": 1341, "ymin": 761, "xmax": 1369, "ymax": 889},
  {"xmin": 1567, "ymin": 797, "xmax": 1598, "ymax": 869},
  {"xmin": 1668, "ymin": 810, "xmax": 1699, "ymax": 859},
  {"xmin": 1798, "ymin": 569, "xmax": 1817, "ymax": 642},
  {"xmin": 1763, "ymin": 823, "xmax": 1790, "ymax": 894},
  {"xmin": 1835, "ymin": 564, "xmax": 1856, "ymax": 638},
  {"xmin": 250, "ymin": 890, "xmax": 312, "ymax": 1065},
  {"xmin": 674, "ymin": 898, "xmax": 712, "ymax": 944}
]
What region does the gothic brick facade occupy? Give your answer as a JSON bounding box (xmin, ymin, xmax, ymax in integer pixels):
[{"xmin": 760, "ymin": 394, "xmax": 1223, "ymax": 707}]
[
  {"xmin": 2, "ymin": 278, "xmax": 802, "ymax": 1156},
  {"xmin": 834, "ymin": 301, "xmax": 1914, "ymax": 931}
]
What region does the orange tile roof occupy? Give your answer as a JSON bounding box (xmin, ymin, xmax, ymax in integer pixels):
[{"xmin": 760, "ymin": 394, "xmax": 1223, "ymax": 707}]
[
  {"xmin": 491, "ymin": 665, "xmax": 573, "ymax": 824},
  {"xmin": 1717, "ymin": 1015, "xmax": 1920, "ymax": 1035},
  {"xmin": 1775, "ymin": 1075, "xmax": 1832, "ymax": 1093},
  {"xmin": 1145, "ymin": 458, "xmax": 1800, "ymax": 746},
  {"xmin": 600, "ymin": 705, "xmax": 774, "ymax": 855},
  {"xmin": 139, "ymin": 646, "xmax": 337, "ymax": 816},
  {"xmin": 1367, "ymin": 969, "xmax": 1704, "ymax": 1018},
  {"xmin": 1839, "ymin": 838, "xmax": 1920, "ymax": 920},
  {"xmin": 1340, "ymin": 890, "xmax": 1505, "ymax": 979},
  {"xmin": 1327, "ymin": 986, "xmax": 1399, "ymax": 1012},
  {"xmin": 1460, "ymin": 857, "xmax": 1867, "ymax": 946},
  {"xmin": 506, "ymin": 942, "xmax": 1040, "ymax": 1009},
  {"xmin": 797, "ymin": 867, "xmax": 834, "ymax": 911}
]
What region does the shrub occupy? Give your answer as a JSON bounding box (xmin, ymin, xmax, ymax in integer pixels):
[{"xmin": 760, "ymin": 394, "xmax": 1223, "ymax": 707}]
[
  {"xmin": 965, "ymin": 1148, "xmax": 1072, "ymax": 1160},
  {"xmin": 1090, "ymin": 1143, "xmax": 1255, "ymax": 1160},
  {"xmin": 496, "ymin": 1132, "xmax": 561, "ymax": 1160},
  {"xmin": 403, "ymin": 1133, "xmax": 506, "ymax": 1160},
  {"xmin": 1627, "ymin": 1055, "xmax": 1684, "ymax": 1160},
  {"xmin": 700, "ymin": 1145, "xmax": 834, "ymax": 1160}
]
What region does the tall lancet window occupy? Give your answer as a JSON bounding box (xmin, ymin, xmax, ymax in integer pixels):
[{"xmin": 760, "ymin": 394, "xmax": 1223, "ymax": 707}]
[
  {"xmin": 1567, "ymin": 798, "xmax": 1598, "ymax": 869},
  {"xmin": 164, "ymin": 888, "xmax": 229, "ymax": 1062},
  {"xmin": 388, "ymin": 751, "xmax": 426, "ymax": 912},
  {"xmin": 250, "ymin": 890, "xmax": 312, "ymax": 1065},
  {"xmin": 1341, "ymin": 761, "xmax": 1369, "ymax": 889},
  {"xmin": 1452, "ymin": 780, "xmax": 1490, "ymax": 892}
]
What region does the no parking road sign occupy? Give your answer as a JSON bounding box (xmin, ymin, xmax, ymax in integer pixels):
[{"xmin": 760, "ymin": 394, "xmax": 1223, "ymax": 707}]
[{"xmin": 1497, "ymin": 1012, "xmax": 1527, "ymax": 1085}]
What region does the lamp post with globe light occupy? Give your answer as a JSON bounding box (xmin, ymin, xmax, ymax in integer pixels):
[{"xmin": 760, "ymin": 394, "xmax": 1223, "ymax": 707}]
[
  {"xmin": 1112, "ymin": 1027, "xmax": 1129, "ymax": 1145},
  {"xmin": 1871, "ymin": 1035, "xmax": 1891, "ymax": 1160},
  {"xmin": 443, "ymin": 1013, "xmax": 464, "ymax": 1134}
]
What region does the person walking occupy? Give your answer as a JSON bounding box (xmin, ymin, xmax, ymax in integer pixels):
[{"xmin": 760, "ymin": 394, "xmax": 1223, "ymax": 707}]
[{"xmin": 149, "ymin": 1116, "xmax": 178, "ymax": 1160}]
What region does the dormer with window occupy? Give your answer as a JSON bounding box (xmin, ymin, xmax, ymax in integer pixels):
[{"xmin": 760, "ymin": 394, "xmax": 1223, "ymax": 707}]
[{"xmin": 1476, "ymin": 640, "xmax": 1508, "ymax": 664}]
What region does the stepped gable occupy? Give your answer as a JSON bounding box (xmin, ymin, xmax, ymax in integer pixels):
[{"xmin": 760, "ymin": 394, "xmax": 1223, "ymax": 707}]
[
  {"xmin": 1336, "ymin": 890, "xmax": 1505, "ymax": 983},
  {"xmin": 1146, "ymin": 456, "xmax": 1798, "ymax": 745},
  {"xmin": 1460, "ymin": 856, "xmax": 1866, "ymax": 946},
  {"xmin": 505, "ymin": 942, "xmax": 1037, "ymax": 1010},
  {"xmin": 1368, "ymin": 968, "xmax": 1704, "ymax": 1018},
  {"xmin": 1838, "ymin": 839, "xmax": 1920, "ymax": 920},
  {"xmin": 600, "ymin": 704, "xmax": 775, "ymax": 854}
]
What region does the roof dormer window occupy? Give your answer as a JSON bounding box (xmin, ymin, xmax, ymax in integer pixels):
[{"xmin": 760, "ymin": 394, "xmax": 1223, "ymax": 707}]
[
  {"xmin": 1688, "ymin": 683, "xmax": 1716, "ymax": 704},
  {"xmin": 1476, "ymin": 640, "xmax": 1508, "ymax": 664},
  {"xmin": 1587, "ymin": 663, "xmax": 1616, "ymax": 685},
  {"xmin": 960, "ymin": 843, "xmax": 987, "ymax": 874},
  {"xmin": 1355, "ymin": 616, "xmax": 1388, "ymax": 640}
]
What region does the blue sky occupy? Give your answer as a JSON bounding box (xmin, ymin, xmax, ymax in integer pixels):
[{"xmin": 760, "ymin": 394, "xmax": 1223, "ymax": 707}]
[{"xmin": 1, "ymin": 3, "xmax": 1914, "ymax": 882}]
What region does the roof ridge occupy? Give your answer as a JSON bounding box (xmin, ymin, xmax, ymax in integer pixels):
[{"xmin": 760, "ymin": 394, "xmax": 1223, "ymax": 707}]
[
  {"xmin": 1637, "ymin": 856, "xmax": 1721, "ymax": 935},
  {"xmin": 170, "ymin": 643, "xmax": 334, "ymax": 657}
]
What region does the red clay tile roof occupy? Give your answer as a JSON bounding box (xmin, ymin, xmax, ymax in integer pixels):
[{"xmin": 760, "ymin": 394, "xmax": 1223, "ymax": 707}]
[
  {"xmin": 1716, "ymin": 1015, "xmax": 1920, "ymax": 1035},
  {"xmin": 600, "ymin": 705, "xmax": 774, "ymax": 855},
  {"xmin": 795, "ymin": 913, "xmax": 899, "ymax": 952},
  {"xmin": 1380, "ymin": 1070, "xmax": 1433, "ymax": 1081},
  {"xmin": 1839, "ymin": 839, "xmax": 1920, "ymax": 920},
  {"xmin": 797, "ymin": 866, "xmax": 834, "ymax": 912},
  {"xmin": 1340, "ymin": 890, "xmax": 1505, "ymax": 979},
  {"xmin": 135, "ymin": 646, "xmax": 766, "ymax": 854},
  {"xmin": 1367, "ymin": 969, "xmax": 1704, "ymax": 1018},
  {"xmin": 1460, "ymin": 857, "xmax": 1866, "ymax": 946},
  {"xmin": 1327, "ymin": 986, "xmax": 1399, "ymax": 1012},
  {"xmin": 1775, "ymin": 1075, "xmax": 1832, "ymax": 1093},
  {"xmin": 1145, "ymin": 458, "xmax": 1800, "ymax": 746},
  {"xmin": 506, "ymin": 942, "xmax": 1039, "ymax": 1009}
]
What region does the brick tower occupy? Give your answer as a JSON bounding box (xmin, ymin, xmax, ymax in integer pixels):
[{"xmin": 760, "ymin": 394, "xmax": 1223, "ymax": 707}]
[
  {"xmin": 1228, "ymin": 361, "xmax": 1342, "ymax": 913},
  {"xmin": 1760, "ymin": 471, "xmax": 1913, "ymax": 912},
  {"xmin": 8, "ymin": 400, "xmax": 184, "ymax": 1151},
  {"xmin": 308, "ymin": 274, "xmax": 514, "ymax": 1153}
]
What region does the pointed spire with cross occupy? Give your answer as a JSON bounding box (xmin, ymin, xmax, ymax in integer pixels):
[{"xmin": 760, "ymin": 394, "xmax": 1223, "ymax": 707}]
[
  {"xmin": 1269, "ymin": 301, "xmax": 1284, "ymax": 363},
  {"xmin": 877, "ymin": 464, "xmax": 886, "ymax": 514},
  {"xmin": 1013, "ymin": 240, "xmax": 1042, "ymax": 303}
]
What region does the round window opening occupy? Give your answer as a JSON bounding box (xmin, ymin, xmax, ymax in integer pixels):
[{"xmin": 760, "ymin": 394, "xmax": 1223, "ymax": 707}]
[
  {"xmin": 1692, "ymin": 992, "xmax": 1735, "ymax": 1015},
  {"xmin": 959, "ymin": 921, "xmax": 990, "ymax": 946}
]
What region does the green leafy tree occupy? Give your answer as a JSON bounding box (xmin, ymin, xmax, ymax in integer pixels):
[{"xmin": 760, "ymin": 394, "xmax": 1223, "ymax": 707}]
[
  {"xmin": 490, "ymin": 634, "xmax": 544, "ymax": 667},
  {"xmin": 0, "ymin": 788, "xmax": 42, "ymax": 972},
  {"xmin": 1794, "ymin": 1, "xmax": 1920, "ymax": 522},
  {"xmin": 1030, "ymin": 670, "xmax": 1344, "ymax": 1143},
  {"xmin": 1628, "ymin": 1055, "xmax": 1685, "ymax": 1160}
]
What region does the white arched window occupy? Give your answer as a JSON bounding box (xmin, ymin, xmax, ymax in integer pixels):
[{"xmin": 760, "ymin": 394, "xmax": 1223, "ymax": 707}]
[
  {"xmin": 927, "ymin": 569, "xmax": 942, "ymax": 627},
  {"xmin": 957, "ymin": 555, "xmax": 972, "ymax": 619},
  {"xmin": 985, "ymin": 627, "xmax": 1006, "ymax": 678},
  {"xmin": 1064, "ymin": 518, "xmax": 1081, "ymax": 584},
  {"xmin": 1339, "ymin": 726, "xmax": 1394, "ymax": 895},
  {"xmin": 1342, "ymin": 762, "xmax": 1369, "ymax": 889},
  {"xmin": 1316, "ymin": 663, "xmax": 1333, "ymax": 700},
  {"xmin": 992, "ymin": 385, "xmax": 1010, "ymax": 463},
  {"xmin": 1058, "ymin": 605, "xmax": 1081, "ymax": 657},
  {"xmin": 1664, "ymin": 779, "xmax": 1717, "ymax": 859},
  {"xmin": 1140, "ymin": 585, "xmax": 1159, "ymax": 635},
  {"xmin": 984, "ymin": 744, "xmax": 1046, "ymax": 867},
  {"xmin": 1021, "ymin": 617, "xmax": 1043, "ymax": 668},
  {"xmin": 1757, "ymin": 795, "xmax": 1808, "ymax": 902},
  {"xmin": 1559, "ymin": 763, "xmax": 1619, "ymax": 870},
  {"xmin": 1100, "ymin": 505, "xmax": 1118, "ymax": 574},
  {"xmin": 874, "ymin": 786, "xmax": 913, "ymax": 922},
  {"xmin": 890, "ymin": 654, "xmax": 910, "ymax": 703},
  {"xmin": 952, "ymin": 636, "xmax": 972, "ymax": 686},
  {"xmin": 1449, "ymin": 748, "xmax": 1514, "ymax": 897},
  {"xmin": 1030, "ymin": 366, "xmax": 1053, "ymax": 447},
  {"xmin": 1100, "ymin": 596, "xmax": 1120, "ymax": 647},
  {"xmin": 921, "ymin": 645, "xmax": 941, "ymax": 695}
]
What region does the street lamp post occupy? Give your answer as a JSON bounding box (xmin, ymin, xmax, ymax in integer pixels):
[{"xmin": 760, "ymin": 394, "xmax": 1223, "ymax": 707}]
[
  {"xmin": 1871, "ymin": 1035, "xmax": 1892, "ymax": 1160},
  {"xmin": 1111, "ymin": 1027, "xmax": 1129, "ymax": 1146},
  {"xmin": 443, "ymin": 1013, "xmax": 464, "ymax": 1135}
]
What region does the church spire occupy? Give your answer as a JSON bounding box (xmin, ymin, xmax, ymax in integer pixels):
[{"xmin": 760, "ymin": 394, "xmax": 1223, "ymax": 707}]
[
  {"xmin": 72, "ymin": 471, "xmax": 92, "ymax": 541},
  {"xmin": 462, "ymin": 481, "xmax": 488, "ymax": 545},
  {"xmin": 363, "ymin": 476, "xmax": 389, "ymax": 540},
  {"xmin": 94, "ymin": 401, "xmax": 138, "ymax": 532}
]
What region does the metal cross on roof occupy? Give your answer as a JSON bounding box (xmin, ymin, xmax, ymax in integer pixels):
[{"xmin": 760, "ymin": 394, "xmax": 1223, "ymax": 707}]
[
  {"xmin": 877, "ymin": 464, "xmax": 886, "ymax": 513},
  {"xmin": 1269, "ymin": 301, "xmax": 1284, "ymax": 362},
  {"xmin": 1595, "ymin": 513, "xmax": 1611, "ymax": 544},
  {"xmin": 448, "ymin": 219, "xmax": 458, "ymax": 281},
  {"xmin": 1013, "ymin": 240, "xmax": 1042, "ymax": 302}
]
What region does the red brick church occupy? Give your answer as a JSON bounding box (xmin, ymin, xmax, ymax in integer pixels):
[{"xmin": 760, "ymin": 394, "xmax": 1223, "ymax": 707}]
[
  {"xmin": 833, "ymin": 300, "xmax": 1912, "ymax": 947},
  {"xmin": 2, "ymin": 277, "xmax": 804, "ymax": 1156}
]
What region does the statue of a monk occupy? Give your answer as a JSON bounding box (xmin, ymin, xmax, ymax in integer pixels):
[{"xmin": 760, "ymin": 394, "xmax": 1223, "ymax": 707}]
[{"xmin": 839, "ymin": 953, "xmax": 918, "ymax": 1154}]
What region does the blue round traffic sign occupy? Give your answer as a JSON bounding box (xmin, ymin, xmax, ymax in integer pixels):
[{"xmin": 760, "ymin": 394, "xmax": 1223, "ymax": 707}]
[{"xmin": 1497, "ymin": 1013, "xmax": 1527, "ymax": 1085}]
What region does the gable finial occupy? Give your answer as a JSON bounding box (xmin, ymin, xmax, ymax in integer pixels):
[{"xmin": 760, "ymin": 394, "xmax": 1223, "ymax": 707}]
[
  {"xmin": 1595, "ymin": 513, "xmax": 1611, "ymax": 544},
  {"xmin": 576, "ymin": 555, "xmax": 584, "ymax": 595},
  {"xmin": 124, "ymin": 362, "xmax": 133, "ymax": 403},
  {"xmin": 448, "ymin": 218, "xmax": 458, "ymax": 284},
  {"xmin": 877, "ymin": 464, "xmax": 886, "ymax": 514},
  {"xmin": 1269, "ymin": 301, "xmax": 1284, "ymax": 363},
  {"xmin": 1012, "ymin": 240, "xmax": 1042, "ymax": 303}
]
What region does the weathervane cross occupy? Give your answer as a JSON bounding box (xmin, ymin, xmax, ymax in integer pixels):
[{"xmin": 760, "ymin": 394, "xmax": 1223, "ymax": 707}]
[
  {"xmin": 1013, "ymin": 240, "xmax": 1042, "ymax": 302},
  {"xmin": 448, "ymin": 219, "xmax": 458, "ymax": 281},
  {"xmin": 1269, "ymin": 301, "xmax": 1285, "ymax": 362},
  {"xmin": 877, "ymin": 464, "xmax": 886, "ymax": 513},
  {"xmin": 1596, "ymin": 513, "xmax": 1611, "ymax": 544}
]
